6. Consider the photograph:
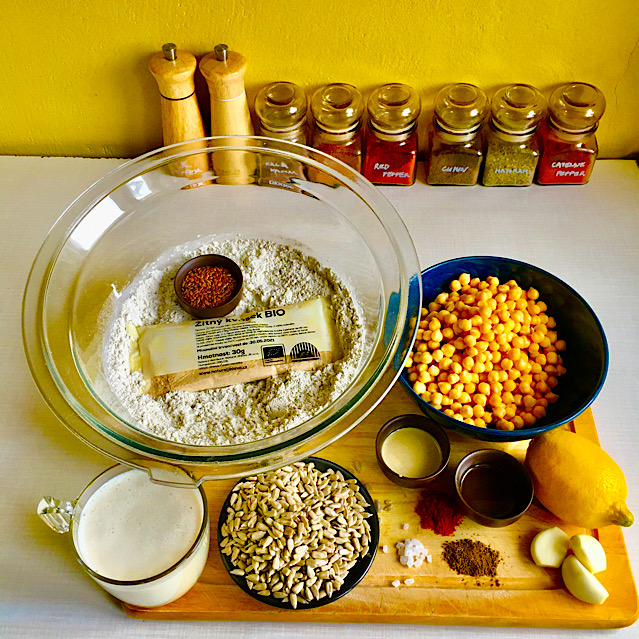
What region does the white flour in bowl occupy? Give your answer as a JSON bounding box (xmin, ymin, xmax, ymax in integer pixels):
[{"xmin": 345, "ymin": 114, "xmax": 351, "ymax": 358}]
[{"xmin": 104, "ymin": 237, "xmax": 366, "ymax": 446}]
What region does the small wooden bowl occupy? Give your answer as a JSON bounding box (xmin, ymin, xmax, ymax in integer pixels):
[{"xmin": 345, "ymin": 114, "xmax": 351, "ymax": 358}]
[{"xmin": 174, "ymin": 254, "xmax": 243, "ymax": 319}]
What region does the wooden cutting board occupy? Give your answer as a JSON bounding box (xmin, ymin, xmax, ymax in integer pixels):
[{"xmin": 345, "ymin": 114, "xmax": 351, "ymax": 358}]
[{"xmin": 123, "ymin": 382, "xmax": 638, "ymax": 628}]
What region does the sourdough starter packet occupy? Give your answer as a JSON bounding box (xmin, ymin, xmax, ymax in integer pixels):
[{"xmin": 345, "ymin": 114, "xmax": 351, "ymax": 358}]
[{"xmin": 129, "ymin": 297, "xmax": 343, "ymax": 397}]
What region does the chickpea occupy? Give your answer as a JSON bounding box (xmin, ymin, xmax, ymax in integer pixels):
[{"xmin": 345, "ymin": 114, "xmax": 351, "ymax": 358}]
[
  {"xmin": 438, "ymin": 382, "xmax": 452, "ymax": 395},
  {"xmin": 493, "ymin": 405, "xmax": 507, "ymax": 419},
  {"xmin": 505, "ymin": 404, "xmax": 517, "ymax": 419},
  {"xmin": 474, "ymin": 393, "xmax": 487, "ymax": 407},
  {"xmin": 441, "ymin": 343, "xmax": 455, "ymax": 358},
  {"xmin": 533, "ymin": 405, "xmax": 546, "ymax": 419},
  {"xmin": 472, "ymin": 361, "xmax": 486, "ymax": 374},
  {"xmin": 497, "ymin": 419, "xmax": 515, "ymax": 432},
  {"xmin": 460, "ymin": 405, "xmax": 473, "ymax": 419},
  {"xmin": 449, "ymin": 387, "xmax": 462, "ymax": 401},
  {"xmin": 439, "ymin": 357, "xmax": 453, "ymax": 371}
]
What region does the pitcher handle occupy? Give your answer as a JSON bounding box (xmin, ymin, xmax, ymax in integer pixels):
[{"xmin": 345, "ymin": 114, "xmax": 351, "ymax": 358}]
[{"xmin": 37, "ymin": 496, "xmax": 75, "ymax": 534}]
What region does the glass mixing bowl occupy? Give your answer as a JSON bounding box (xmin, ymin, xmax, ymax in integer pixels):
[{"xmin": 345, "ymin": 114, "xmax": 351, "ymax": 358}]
[{"xmin": 23, "ymin": 137, "xmax": 421, "ymax": 484}]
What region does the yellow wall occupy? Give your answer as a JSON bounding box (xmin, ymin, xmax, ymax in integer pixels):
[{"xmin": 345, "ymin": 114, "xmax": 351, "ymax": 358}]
[{"xmin": 4, "ymin": 1, "xmax": 639, "ymax": 159}]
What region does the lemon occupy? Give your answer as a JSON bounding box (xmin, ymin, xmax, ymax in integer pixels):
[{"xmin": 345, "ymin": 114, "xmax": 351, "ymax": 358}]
[{"xmin": 525, "ymin": 428, "xmax": 634, "ymax": 529}]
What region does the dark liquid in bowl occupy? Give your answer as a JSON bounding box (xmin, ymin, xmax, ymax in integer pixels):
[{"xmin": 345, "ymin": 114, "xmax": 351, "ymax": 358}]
[{"xmin": 460, "ymin": 464, "xmax": 526, "ymax": 519}]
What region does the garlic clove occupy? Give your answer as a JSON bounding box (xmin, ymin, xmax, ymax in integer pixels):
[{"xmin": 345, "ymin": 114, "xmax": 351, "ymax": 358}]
[
  {"xmin": 530, "ymin": 526, "xmax": 570, "ymax": 568},
  {"xmin": 570, "ymin": 534, "xmax": 607, "ymax": 574},
  {"xmin": 561, "ymin": 555, "xmax": 609, "ymax": 605}
]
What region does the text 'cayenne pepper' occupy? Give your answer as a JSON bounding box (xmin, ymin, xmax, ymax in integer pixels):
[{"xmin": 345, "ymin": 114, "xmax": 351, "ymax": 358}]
[
  {"xmin": 180, "ymin": 265, "xmax": 237, "ymax": 309},
  {"xmin": 415, "ymin": 489, "xmax": 464, "ymax": 536}
]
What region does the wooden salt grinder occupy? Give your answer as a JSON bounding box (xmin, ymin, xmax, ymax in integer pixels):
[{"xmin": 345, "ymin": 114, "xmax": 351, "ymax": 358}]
[
  {"xmin": 149, "ymin": 43, "xmax": 209, "ymax": 177},
  {"xmin": 199, "ymin": 44, "xmax": 255, "ymax": 184}
]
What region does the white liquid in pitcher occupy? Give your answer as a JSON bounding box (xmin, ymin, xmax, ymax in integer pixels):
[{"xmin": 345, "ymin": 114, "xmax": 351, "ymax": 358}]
[{"xmin": 75, "ymin": 468, "xmax": 208, "ymax": 607}]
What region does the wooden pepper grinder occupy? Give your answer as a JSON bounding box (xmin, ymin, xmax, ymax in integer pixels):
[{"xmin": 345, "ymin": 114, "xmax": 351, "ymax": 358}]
[
  {"xmin": 199, "ymin": 44, "xmax": 255, "ymax": 184},
  {"xmin": 149, "ymin": 43, "xmax": 209, "ymax": 178}
]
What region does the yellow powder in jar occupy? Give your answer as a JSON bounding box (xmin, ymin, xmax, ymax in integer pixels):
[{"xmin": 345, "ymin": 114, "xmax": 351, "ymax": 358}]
[{"xmin": 381, "ymin": 427, "xmax": 443, "ymax": 478}]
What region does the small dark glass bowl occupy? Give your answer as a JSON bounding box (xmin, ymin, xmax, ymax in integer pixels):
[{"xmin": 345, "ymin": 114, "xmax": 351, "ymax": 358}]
[
  {"xmin": 400, "ymin": 256, "xmax": 609, "ymax": 442},
  {"xmin": 375, "ymin": 414, "xmax": 450, "ymax": 488},
  {"xmin": 217, "ymin": 456, "xmax": 379, "ymax": 610},
  {"xmin": 174, "ymin": 254, "xmax": 243, "ymax": 319},
  {"xmin": 454, "ymin": 449, "xmax": 534, "ymax": 527}
]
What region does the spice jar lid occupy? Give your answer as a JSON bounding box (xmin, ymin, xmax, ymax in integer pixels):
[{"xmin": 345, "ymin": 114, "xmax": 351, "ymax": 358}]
[
  {"xmin": 490, "ymin": 84, "xmax": 546, "ymax": 135},
  {"xmin": 311, "ymin": 83, "xmax": 364, "ymax": 133},
  {"xmin": 548, "ymin": 82, "xmax": 606, "ymax": 134},
  {"xmin": 255, "ymin": 82, "xmax": 308, "ymax": 133},
  {"xmin": 434, "ymin": 83, "xmax": 488, "ymax": 134},
  {"xmin": 367, "ymin": 83, "xmax": 421, "ymax": 134}
]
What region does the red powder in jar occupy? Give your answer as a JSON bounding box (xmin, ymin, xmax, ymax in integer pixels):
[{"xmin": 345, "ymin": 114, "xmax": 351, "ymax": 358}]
[{"xmin": 415, "ymin": 489, "xmax": 464, "ymax": 536}]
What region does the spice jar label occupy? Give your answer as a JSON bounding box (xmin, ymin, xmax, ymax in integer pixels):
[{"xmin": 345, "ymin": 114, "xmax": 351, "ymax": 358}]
[
  {"xmin": 129, "ymin": 297, "xmax": 343, "ymax": 396},
  {"xmin": 257, "ymin": 155, "xmax": 306, "ymax": 191},
  {"xmin": 363, "ymin": 158, "xmax": 415, "ymax": 185}
]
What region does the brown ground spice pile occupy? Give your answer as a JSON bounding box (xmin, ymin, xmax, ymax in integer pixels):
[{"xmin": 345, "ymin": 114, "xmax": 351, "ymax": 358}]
[{"xmin": 441, "ymin": 538, "xmax": 501, "ymax": 578}]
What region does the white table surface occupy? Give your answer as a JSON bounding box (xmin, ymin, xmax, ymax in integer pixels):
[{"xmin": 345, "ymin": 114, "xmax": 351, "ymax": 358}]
[{"xmin": 1, "ymin": 156, "xmax": 637, "ymax": 638}]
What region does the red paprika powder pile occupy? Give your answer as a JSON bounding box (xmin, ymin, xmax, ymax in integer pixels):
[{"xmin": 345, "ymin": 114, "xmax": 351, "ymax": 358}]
[{"xmin": 415, "ymin": 489, "xmax": 464, "ymax": 536}]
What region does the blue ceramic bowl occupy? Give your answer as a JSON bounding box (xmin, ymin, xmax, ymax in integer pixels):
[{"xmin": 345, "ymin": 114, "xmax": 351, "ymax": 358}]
[{"xmin": 400, "ymin": 256, "xmax": 609, "ymax": 442}]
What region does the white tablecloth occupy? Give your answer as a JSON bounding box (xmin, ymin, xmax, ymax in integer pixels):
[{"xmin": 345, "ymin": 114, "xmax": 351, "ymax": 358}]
[{"xmin": 1, "ymin": 156, "xmax": 637, "ymax": 638}]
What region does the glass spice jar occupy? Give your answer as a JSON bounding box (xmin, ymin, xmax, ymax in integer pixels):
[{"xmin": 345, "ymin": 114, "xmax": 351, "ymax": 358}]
[
  {"xmin": 255, "ymin": 82, "xmax": 308, "ymax": 190},
  {"xmin": 536, "ymin": 83, "xmax": 606, "ymax": 185},
  {"xmin": 482, "ymin": 84, "xmax": 546, "ymax": 187},
  {"xmin": 310, "ymin": 83, "xmax": 364, "ymax": 173},
  {"xmin": 362, "ymin": 83, "xmax": 420, "ymax": 186},
  {"xmin": 426, "ymin": 83, "xmax": 488, "ymax": 186}
]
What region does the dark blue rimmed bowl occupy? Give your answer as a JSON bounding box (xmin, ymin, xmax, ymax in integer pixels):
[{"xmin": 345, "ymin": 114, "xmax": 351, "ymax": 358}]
[{"xmin": 399, "ymin": 256, "xmax": 608, "ymax": 442}]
